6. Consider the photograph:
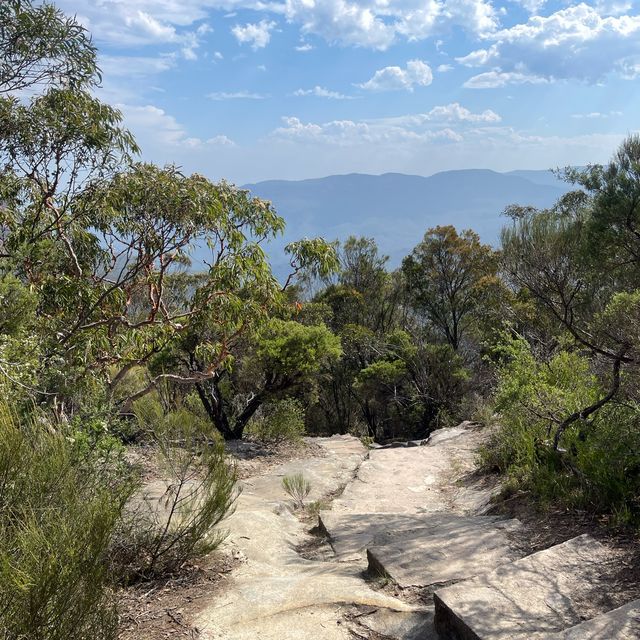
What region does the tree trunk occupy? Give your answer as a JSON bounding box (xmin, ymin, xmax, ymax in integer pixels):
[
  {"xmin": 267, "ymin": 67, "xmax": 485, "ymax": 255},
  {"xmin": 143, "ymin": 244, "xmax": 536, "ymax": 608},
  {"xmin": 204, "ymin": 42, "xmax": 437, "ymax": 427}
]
[
  {"xmin": 231, "ymin": 393, "xmax": 266, "ymax": 440},
  {"xmin": 195, "ymin": 381, "xmax": 236, "ymax": 440},
  {"xmin": 553, "ymin": 351, "xmax": 625, "ymax": 450}
]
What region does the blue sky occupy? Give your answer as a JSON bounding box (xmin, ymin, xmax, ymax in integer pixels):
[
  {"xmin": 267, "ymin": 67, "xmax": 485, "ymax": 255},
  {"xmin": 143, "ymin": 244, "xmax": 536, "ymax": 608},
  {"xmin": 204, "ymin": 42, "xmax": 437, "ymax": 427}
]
[{"xmin": 57, "ymin": 0, "xmax": 640, "ymax": 184}]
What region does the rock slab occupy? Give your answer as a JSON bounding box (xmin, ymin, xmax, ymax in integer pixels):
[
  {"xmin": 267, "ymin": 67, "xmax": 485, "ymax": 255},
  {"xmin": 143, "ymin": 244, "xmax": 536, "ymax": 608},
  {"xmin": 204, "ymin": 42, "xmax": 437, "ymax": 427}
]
[
  {"xmin": 366, "ymin": 516, "xmax": 521, "ymax": 588},
  {"xmin": 433, "ymin": 534, "xmax": 618, "ymax": 640},
  {"xmin": 554, "ymin": 599, "xmax": 640, "ymax": 640}
]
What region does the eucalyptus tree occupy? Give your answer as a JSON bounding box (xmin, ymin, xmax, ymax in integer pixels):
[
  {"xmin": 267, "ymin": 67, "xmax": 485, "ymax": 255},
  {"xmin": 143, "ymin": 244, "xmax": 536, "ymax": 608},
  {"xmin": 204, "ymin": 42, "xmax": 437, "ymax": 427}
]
[
  {"xmin": 0, "ymin": 0, "xmax": 97, "ymax": 93},
  {"xmin": 402, "ymin": 226, "xmax": 499, "ymax": 351},
  {"xmin": 501, "ymin": 135, "xmax": 640, "ymax": 448}
]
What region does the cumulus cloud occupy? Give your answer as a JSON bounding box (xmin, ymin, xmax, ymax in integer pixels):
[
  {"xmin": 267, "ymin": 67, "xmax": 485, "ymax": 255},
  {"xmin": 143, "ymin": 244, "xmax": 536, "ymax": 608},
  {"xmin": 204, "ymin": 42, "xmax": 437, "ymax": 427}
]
[
  {"xmin": 232, "ymin": 20, "xmax": 276, "ymax": 49},
  {"xmin": 207, "ymin": 135, "xmax": 236, "ymax": 145},
  {"xmin": 293, "ymin": 86, "xmax": 353, "ymax": 99},
  {"xmin": 58, "ymin": 0, "xmax": 499, "ymax": 52},
  {"xmin": 426, "ymin": 102, "xmax": 501, "ymax": 122},
  {"xmin": 273, "ymin": 115, "xmax": 466, "ymax": 145},
  {"xmin": 375, "ymin": 102, "xmax": 501, "ymax": 127},
  {"xmin": 271, "ymin": 103, "xmax": 501, "ymax": 146},
  {"xmin": 358, "ymin": 60, "xmax": 433, "ymax": 92},
  {"xmin": 282, "ymin": 0, "xmax": 497, "ymax": 49},
  {"xmin": 457, "ymin": 4, "xmax": 640, "ymax": 84}
]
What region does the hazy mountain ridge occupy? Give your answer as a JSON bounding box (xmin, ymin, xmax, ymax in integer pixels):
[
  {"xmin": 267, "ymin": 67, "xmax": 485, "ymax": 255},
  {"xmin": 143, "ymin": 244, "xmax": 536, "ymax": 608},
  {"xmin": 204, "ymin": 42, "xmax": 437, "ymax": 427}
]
[{"xmin": 241, "ymin": 169, "xmax": 572, "ymax": 271}]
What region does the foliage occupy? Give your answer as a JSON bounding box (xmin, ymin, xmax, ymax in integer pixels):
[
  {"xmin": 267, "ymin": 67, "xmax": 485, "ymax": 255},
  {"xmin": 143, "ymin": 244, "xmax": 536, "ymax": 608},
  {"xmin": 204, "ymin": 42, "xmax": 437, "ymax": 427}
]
[
  {"xmin": 480, "ymin": 336, "xmax": 640, "ymax": 522},
  {"xmin": 113, "ymin": 413, "xmax": 237, "ymax": 581},
  {"xmin": 246, "ymin": 397, "xmax": 306, "ymax": 443},
  {"xmin": 282, "ymin": 473, "xmax": 312, "ymax": 509},
  {"xmin": 0, "ymin": 0, "xmax": 97, "ymax": 93},
  {"xmin": 189, "ymin": 318, "xmax": 341, "ymax": 440},
  {"xmin": 0, "ymin": 403, "xmax": 133, "ymax": 640},
  {"xmin": 402, "ymin": 226, "xmax": 499, "ymax": 350}
]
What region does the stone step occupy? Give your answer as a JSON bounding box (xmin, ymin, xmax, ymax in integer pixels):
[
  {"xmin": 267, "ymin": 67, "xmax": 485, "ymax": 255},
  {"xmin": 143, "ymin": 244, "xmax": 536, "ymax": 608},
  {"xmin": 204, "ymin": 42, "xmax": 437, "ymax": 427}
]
[
  {"xmin": 366, "ymin": 517, "xmax": 521, "ymax": 588},
  {"xmin": 553, "ymin": 599, "xmax": 640, "ymax": 639},
  {"xmin": 433, "ymin": 534, "xmax": 620, "ymax": 639}
]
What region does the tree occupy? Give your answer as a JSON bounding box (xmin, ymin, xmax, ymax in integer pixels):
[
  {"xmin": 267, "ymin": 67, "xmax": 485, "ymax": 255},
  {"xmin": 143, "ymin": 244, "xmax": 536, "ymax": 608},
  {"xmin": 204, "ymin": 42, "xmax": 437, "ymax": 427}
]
[
  {"xmin": 402, "ymin": 226, "xmax": 498, "ymax": 350},
  {"xmin": 0, "ymin": 20, "xmax": 338, "ymax": 421},
  {"xmin": 0, "ymin": 0, "xmax": 97, "ymax": 93},
  {"xmin": 500, "ymin": 136, "xmax": 640, "ymax": 449},
  {"xmin": 184, "ymin": 318, "xmax": 341, "ymax": 440}
]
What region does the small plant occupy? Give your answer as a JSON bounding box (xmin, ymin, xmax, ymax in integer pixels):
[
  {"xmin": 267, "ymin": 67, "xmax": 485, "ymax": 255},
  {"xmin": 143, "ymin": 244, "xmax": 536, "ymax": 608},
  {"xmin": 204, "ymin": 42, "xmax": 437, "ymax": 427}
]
[
  {"xmin": 305, "ymin": 499, "xmax": 331, "ymax": 518},
  {"xmin": 113, "ymin": 411, "xmax": 238, "ymax": 582},
  {"xmin": 282, "ymin": 473, "xmax": 312, "ymax": 508}
]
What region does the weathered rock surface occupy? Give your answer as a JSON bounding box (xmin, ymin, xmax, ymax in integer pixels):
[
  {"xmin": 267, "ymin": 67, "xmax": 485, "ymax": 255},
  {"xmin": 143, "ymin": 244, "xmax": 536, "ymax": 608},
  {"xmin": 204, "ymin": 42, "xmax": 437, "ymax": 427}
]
[
  {"xmin": 185, "ymin": 424, "xmax": 635, "ymax": 640},
  {"xmin": 433, "ymin": 534, "xmax": 621, "ymax": 640},
  {"xmin": 193, "ymin": 435, "xmax": 427, "ymax": 639},
  {"xmin": 353, "ymin": 608, "xmax": 438, "ymax": 640},
  {"xmin": 366, "ymin": 515, "xmax": 521, "ymax": 588},
  {"xmin": 554, "ymin": 599, "xmax": 640, "ymax": 639}
]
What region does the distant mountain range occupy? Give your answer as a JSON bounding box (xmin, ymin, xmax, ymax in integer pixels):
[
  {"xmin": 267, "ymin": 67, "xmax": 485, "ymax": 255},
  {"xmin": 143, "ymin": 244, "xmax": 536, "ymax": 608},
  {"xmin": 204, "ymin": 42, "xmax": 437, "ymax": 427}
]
[{"xmin": 240, "ymin": 169, "xmax": 572, "ymax": 274}]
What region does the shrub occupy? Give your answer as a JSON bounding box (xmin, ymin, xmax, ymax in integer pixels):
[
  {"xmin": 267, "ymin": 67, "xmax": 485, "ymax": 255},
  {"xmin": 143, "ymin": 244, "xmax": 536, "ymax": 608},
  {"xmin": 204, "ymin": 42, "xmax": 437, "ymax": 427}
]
[
  {"xmin": 481, "ymin": 336, "xmax": 640, "ymax": 523},
  {"xmin": 282, "ymin": 473, "xmax": 311, "ymax": 508},
  {"xmin": 113, "ymin": 413, "xmax": 237, "ymax": 581},
  {"xmin": 246, "ymin": 397, "xmax": 306, "ymax": 443},
  {"xmin": 0, "ymin": 403, "xmax": 133, "ymax": 640}
]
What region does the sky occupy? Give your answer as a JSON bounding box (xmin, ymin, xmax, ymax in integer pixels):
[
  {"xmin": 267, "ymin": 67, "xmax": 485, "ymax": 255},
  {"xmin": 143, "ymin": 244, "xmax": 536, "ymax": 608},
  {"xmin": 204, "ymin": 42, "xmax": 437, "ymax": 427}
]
[{"xmin": 56, "ymin": 0, "xmax": 640, "ymax": 184}]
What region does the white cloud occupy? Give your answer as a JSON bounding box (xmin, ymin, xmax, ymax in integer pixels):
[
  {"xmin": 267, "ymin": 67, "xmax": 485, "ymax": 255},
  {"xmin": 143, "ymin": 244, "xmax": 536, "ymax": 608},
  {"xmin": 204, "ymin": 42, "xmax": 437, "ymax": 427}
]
[
  {"xmin": 464, "ymin": 70, "xmax": 550, "ymax": 88},
  {"xmin": 207, "ymin": 91, "xmax": 267, "ymax": 100},
  {"xmin": 456, "ymin": 46, "xmax": 499, "ymax": 67},
  {"xmin": 124, "ymin": 10, "xmax": 177, "ymax": 42},
  {"xmin": 595, "ymin": 1, "xmax": 633, "ymax": 16},
  {"xmin": 295, "ymin": 43, "xmax": 314, "ymax": 52},
  {"xmin": 59, "ymin": 0, "xmax": 500, "ymax": 53},
  {"xmin": 57, "ymin": 0, "xmax": 215, "ymax": 52},
  {"xmin": 426, "ymin": 102, "xmax": 501, "ymax": 122},
  {"xmin": 207, "ymin": 135, "xmax": 236, "ymax": 146},
  {"xmin": 282, "ymin": 0, "xmax": 497, "ymax": 49},
  {"xmin": 617, "ymin": 56, "xmax": 640, "ymax": 78},
  {"xmin": 181, "ymin": 23, "xmax": 211, "ymax": 59},
  {"xmin": 232, "ymin": 20, "xmax": 276, "ymax": 50},
  {"xmin": 293, "ymin": 86, "xmax": 353, "ymax": 99},
  {"xmin": 358, "ymin": 60, "xmax": 433, "ymax": 92},
  {"xmin": 458, "ymin": 4, "xmax": 640, "ymax": 83},
  {"xmin": 437, "ymin": 63, "xmax": 454, "ymax": 72},
  {"xmin": 272, "ymin": 115, "xmax": 466, "ymax": 145},
  {"xmin": 271, "ymin": 103, "xmax": 500, "ymax": 146},
  {"xmin": 109, "ymin": 101, "xmax": 632, "ymax": 186},
  {"xmin": 120, "ymin": 104, "xmax": 198, "ymax": 147},
  {"xmin": 374, "ymin": 102, "xmax": 501, "ymax": 127},
  {"xmin": 441, "ymin": 0, "xmax": 498, "ymax": 34},
  {"xmin": 120, "ymin": 104, "xmax": 236, "ymax": 150}
]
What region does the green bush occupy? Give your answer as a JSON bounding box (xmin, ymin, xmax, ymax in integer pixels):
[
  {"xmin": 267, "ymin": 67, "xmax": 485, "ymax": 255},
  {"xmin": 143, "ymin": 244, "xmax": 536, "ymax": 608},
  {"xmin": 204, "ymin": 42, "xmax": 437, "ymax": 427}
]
[
  {"xmin": 113, "ymin": 412, "xmax": 237, "ymax": 581},
  {"xmin": 0, "ymin": 403, "xmax": 133, "ymax": 640},
  {"xmin": 246, "ymin": 397, "xmax": 306, "ymax": 443},
  {"xmin": 481, "ymin": 337, "xmax": 640, "ymax": 523}
]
